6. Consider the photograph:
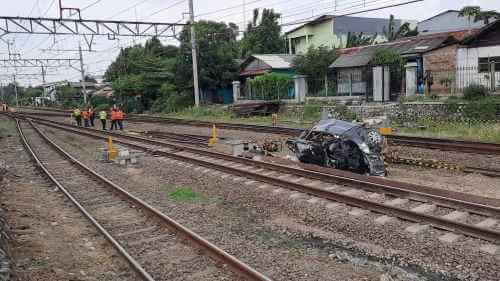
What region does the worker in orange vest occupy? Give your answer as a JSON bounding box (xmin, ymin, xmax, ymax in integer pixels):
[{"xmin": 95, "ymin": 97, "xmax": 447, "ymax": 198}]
[
  {"xmin": 88, "ymin": 106, "xmax": 95, "ymax": 127},
  {"xmin": 116, "ymin": 108, "xmax": 125, "ymax": 130},
  {"xmin": 110, "ymin": 108, "xmax": 118, "ymax": 131},
  {"xmin": 82, "ymin": 108, "xmax": 90, "ymax": 127}
]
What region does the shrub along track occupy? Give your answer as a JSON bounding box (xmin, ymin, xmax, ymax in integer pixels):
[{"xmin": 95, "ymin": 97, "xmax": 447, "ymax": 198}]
[
  {"xmin": 13, "ymin": 114, "xmax": 500, "ymax": 248},
  {"xmin": 15, "ymin": 117, "xmax": 272, "ymax": 281}
]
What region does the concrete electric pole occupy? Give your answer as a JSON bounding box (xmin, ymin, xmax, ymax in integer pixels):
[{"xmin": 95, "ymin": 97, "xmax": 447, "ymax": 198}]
[
  {"xmin": 189, "ymin": 0, "xmax": 200, "ymax": 107},
  {"xmin": 13, "ymin": 75, "xmax": 18, "ymax": 107},
  {"xmin": 78, "ymin": 43, "xmax": 88, "ymax": 104}
]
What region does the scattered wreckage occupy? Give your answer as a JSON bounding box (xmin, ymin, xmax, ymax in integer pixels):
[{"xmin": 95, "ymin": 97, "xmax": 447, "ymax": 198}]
[{"xmin": 286, "ymin": 119, "xmax": 386, "ymax": 176}]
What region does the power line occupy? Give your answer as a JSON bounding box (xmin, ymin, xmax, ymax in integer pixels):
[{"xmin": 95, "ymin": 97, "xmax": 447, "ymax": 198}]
[
  {"xmin": 195, "ymin": 0, "xmax": 263, "ymax": 18},
  {"xmin": 145, "ymin": 0, "xmax": 187, "ymax": 19}
]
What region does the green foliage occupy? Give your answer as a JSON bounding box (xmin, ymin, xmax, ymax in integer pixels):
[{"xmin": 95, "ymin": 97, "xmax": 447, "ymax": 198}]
[
  {"xmin": 463, "ymin": 97, "xmax": 497, "ymax": 120},
  {"xmin": 383, "ymin": 15, "xmax": 418, "ymax": 41},
  {"xmin": 294, "ymin": 46, "xmax": 337, "ymax": 78},
  {"xmin": 176, "ymin": 20, "xmax": 239, "ymax": 92},
  {"xmin": 463, "ymin": 84, "xmax": 489, "ymax": 100},
  {"xmin": 165, "ymin": 91, "xmax": 194, "ymax": 113},
  {"xmin": 458, "ymin": 6, "xmax": 500, "ymax": 24},
  {"xmin": 168, "ymin": 187, "xmax": 204, "ymax": 202},
  {"xmin": 241, "ymin": 9, "xmax": 284, "ymax": 58},
  {"xmin": 94, "ymin": 104, "xmax": 110, "ymax": 112},
  {"xmin": 303, "ymin": 104, "xmax": 322, "ymax": 120},
  {"xmin": 372, "ymin": 49, "xmax": 404, "ymax": 66},
  {"xmin": 248, "ymin": 73, "xmax": 293, "ymax": 100},
  {"xmin": 345, "ymin": 32, "xmax": 376, "ymax": 48}
]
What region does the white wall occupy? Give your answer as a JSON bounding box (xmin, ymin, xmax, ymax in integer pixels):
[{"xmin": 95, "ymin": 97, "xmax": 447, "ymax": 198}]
[{"xmin": 456, "ymin": 46, "xmax": 500, "ymax": 89}]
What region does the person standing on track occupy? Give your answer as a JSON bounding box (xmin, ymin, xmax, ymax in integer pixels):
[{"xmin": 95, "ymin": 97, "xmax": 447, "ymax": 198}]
[
  {"xmin": 110, "ymin": 108, "xmax": 117, "ymax": 131},
  {"xmin": 89, "ymin": 106, "xmax": 96, "ymax": 127},
  {"xmin": 99, "ymin": 109, "xmax": 107, "ymax": 130},
  {"xmin": 116, "ymin": 107, "xmax": 125, "ymax": 131},
  {"xmin": 73, "ymin": 107, "xmax": 82, "ymax": 127},
  {"xmin": 82, "ymin": 108, "xmax": 90, "ymax": 127}
]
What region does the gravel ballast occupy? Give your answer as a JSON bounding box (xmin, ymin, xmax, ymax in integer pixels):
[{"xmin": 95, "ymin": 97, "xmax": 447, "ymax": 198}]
[{"xmin": 38, "ymin": 123, "xmax": 500, "ymax": 281}]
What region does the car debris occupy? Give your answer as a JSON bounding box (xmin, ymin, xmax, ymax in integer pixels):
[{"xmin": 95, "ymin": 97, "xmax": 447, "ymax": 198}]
[{"xmin": 286, "ymin": 119, "xmax": 386, "ymax": 176}]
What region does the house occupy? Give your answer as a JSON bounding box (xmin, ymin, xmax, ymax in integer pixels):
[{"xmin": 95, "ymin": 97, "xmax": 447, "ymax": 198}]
[
  {"xmin": 240, "ymin": 54, "xmax": 297, "ymax": 77},
  {"xmin": 456, "ymin": 20, "xmax": 500, "ymax": 91},
  {"xmin": 239, "ymin": 54, "xmax": 297, "ymax": 101},
  {"xmin": 284, "ymin": 15, "xmax": 414, "ymax": 55},
  {"xmin": 418, "ymin": 10, "xmax": 487, "ymax": 35},
  {"xmin": 330, "ymin": 33, "xmax": 459, "ymax": 99}
]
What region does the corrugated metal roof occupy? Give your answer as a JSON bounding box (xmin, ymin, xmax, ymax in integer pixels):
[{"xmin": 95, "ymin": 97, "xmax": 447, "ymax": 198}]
[
  {"xmin": 252, "ymin": 54, "xmax": 296, "ymax": 69},
  {"xmin": 330, "ymin": 34, "xmax": 455, "ymax": 68}
]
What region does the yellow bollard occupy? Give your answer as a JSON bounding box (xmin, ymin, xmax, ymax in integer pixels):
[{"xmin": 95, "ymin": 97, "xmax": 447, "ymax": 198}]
[
  {"xmin": 107, "ymin": 136, "xmax": 118, "ymax": 160},
  {"xmin": 208, "ymin": 124, "xmax": 218, "ymax": 146},
  {"xmin": 379, "ymin": 127, "xmax": 393, "ymax": 135}
]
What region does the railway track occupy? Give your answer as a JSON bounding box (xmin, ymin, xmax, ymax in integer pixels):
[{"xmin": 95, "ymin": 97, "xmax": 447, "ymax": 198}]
[
  {"xmin": 17, "ymin": 108, "xmax": 500, "ymax": 155},
  {"xmin": 15, "ymin": 114, "xmax": 500, "ymax": 246},
  {"xmin": 16, "ymin": 118, "xmax": 272, "ymax": 281}
]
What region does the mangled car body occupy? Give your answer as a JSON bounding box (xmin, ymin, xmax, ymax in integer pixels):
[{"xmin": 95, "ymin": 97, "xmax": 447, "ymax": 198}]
[{"xmin": 287, "ymin": 119, "xmax": 386, "ymax": 176}]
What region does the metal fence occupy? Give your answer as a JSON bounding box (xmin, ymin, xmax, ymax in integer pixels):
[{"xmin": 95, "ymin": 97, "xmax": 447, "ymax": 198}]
[
  {"xmin": 240, "ymin": 81, "xmax": 295, "ymax": 101},
  {"xmin": 306, "ymin": 76, "xmax": 337, "ymax": 97},
  {"xmin": 425, "ymin": 66, "xmax": 499, "ymax": 95}
]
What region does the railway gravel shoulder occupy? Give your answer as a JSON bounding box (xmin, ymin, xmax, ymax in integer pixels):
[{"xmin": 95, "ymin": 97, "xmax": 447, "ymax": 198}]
[
  {"xmin": 0, "ymin": 117, "xmax": 138, "ymax": 281},
  {"xmin": 37, "ymin": 121, "xmax": 500, "ymax": 281}
]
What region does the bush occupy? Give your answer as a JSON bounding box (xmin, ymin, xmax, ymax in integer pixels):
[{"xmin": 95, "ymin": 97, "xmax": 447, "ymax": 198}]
[
  {"xmin": 248, "ymin": 73, "xmax": 294, "ymax": 100},
  {"xmin": 463, "ymin": 84, "xmax": 489, "ymax": 101},
  {"xmin": 463, "ymin": 97, "xmax": 498, "ymax": 120}
]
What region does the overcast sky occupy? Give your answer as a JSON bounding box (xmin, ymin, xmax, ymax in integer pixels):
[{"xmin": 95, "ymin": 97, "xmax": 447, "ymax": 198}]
[{"xmin": 0, "ymin": 0, "xmax": 498, "ymax": 86}]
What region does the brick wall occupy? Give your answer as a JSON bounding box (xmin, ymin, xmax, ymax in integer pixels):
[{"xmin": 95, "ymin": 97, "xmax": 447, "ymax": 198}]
[{"xmin": 423, "ymin": 44, "xmax": 458, "ymax": 95}]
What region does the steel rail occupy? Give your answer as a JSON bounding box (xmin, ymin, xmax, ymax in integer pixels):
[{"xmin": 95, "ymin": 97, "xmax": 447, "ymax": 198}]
[
  {"xmin": 24, "ymin": 117, "xmax": 500, "ymax": 243},
  {"xmin": 26, "ymin": 116, "xmax": 500, "ymax": 217},
  {"xmin": 16, "ymin": 120, "xmax": 156, "ymax": 281},
  {"xmin": 20, "ymin": 118, "xmax": 274, "ymax": 281}
]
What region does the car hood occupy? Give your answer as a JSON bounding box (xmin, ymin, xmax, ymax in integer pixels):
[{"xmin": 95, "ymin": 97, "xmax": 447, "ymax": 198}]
[{"xmin": 310, "ymin": 119, "xmax": 360, "ymax": 136}]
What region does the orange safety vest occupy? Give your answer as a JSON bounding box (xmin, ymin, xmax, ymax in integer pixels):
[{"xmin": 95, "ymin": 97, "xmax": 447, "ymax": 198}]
[
  {"xmin": 116, "ymin": 110, "xmax": 124, "ymax": 120},
  {"xmin": 82, "ymin": 111, "xmax": 90, "ymax": 120},
  {"xmin": 111, "ymin": 110, "xmax": 118, "ymax": 121}
]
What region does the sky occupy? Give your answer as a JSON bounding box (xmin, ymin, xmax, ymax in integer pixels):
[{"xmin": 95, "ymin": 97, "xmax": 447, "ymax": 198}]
[{"xmin": 0, "ymin": 0, "xmax": 498, "ymax": 86}]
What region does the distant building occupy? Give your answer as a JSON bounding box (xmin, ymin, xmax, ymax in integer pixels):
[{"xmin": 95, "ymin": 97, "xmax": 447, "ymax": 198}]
[
  {"xmin": 284, "ymin": 15, "xmax": 415, "ymax": 54},
  {"xmin": 240, "ymin": 54, "xmax": 297, "ymax": 77},
  {"xmin": 418, "ymin": 10, "xmax": 487, "ymax": 35}
]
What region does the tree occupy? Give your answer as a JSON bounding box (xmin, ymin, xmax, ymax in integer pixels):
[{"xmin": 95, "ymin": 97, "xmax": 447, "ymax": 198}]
[
  {"xmin": 175, "ymin": 20, "xmax": 240, "ymax": 93},
  {"xmin": 345, "ymin": 32, "xmax": 376, "ymax": 48},
  {"xmin": 383, "ymin": 15, "xmax": 418, "ymax": 41},
  {"xmin": 459, "ymin": 6, "xmax": 500, "ymax": 25},
  {"xmin": 294, "ymin": 46, "xmax": 338, "ymax": 95},
  {"xmin": 241, "ymin": 9, "xmax": 284, "ymax": 57}
]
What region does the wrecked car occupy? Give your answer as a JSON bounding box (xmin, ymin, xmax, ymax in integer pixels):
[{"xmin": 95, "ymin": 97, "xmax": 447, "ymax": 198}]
[{"xmin": 286, "ymin": 119, "xmax": 386, "ymax": 176}]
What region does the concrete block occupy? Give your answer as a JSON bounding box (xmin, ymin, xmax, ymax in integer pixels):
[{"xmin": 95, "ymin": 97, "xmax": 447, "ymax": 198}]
[
  {"xmin": 405, "ymin": 223, "xmax": 429, "ymax": 234},
  {"xmin": 348, "ymin": 208, "xmax": 370, "ymax": 217},
  {"xmin": 244, "ymin": 180, "xmax": 257, "ymax": 186},
  {"xmin": 475, "ymin": 218, "xmax": 498, "ymax": 229},
  {"xmin": 232, "ymin": 177, "xmax": 244, "ymax": 182},
  {"xmin": 441, "ymin": 211, "xmax": 468, "ymax": 222},
  {"xmin": 130, "ymin": 157, "xmax": 137, "ymax": 164},
  {"xmin": 438, "ymin": 233, "xmax": 462, "ymax": 243},
  {"xmin": 118, "ymin": 159, "xmax": 126, "ymax": 165},
  {"xmin": 375, "ymin": 215, "xmax": 395, "ymax": 225},
  {"xmin": 479, "ymin": 244, "xmax": 499, "ymax": 255},
  {"xmin": 384, "ymin": 198, "xmax": 409, "ymax": 207},
  {"xmin": 201, "ymin": 169, "xmax": 211, "ymax": 173},
  {"xmin": 411, "ymin": 204, "xmax": 436, "ymax": 214}
]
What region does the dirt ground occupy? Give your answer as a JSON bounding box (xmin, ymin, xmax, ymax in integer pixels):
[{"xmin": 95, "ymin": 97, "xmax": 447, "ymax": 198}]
[{"xmin": 0, "ymin": 118, "xmax": 137, "ymax": 281}]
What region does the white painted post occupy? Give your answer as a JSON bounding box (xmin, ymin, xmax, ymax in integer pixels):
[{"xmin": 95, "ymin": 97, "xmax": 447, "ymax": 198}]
[{"xmin": 232, "ymin": 81, "xmax": 241, "ymax": 104}]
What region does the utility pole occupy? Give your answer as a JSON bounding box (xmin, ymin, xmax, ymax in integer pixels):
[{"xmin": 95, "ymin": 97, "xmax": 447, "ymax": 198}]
[
  {"xmin": 189, "ymin": 0, "xmax": 200, "ymax": 107},
  {"xmin": 13, "ymin": 75, "xmax": 18, "ymax": 107},
  {"xmin": 78, "ymin": 43, "xmax": 88, "ymax": 104}
]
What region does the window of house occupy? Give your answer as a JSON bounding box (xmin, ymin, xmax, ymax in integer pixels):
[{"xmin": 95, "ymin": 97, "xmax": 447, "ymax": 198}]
[{"xmin": 478, "ymin": 57, "xmax": 500, "ymax": 72}]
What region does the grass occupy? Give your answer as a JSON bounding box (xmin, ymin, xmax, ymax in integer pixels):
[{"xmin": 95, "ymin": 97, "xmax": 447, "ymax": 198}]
[
  {"xmin": 168, "ymin": 187, "xmax": 205, "ymax": 202},
  {"xmin": 397, "ymin": 121, "xmax": 500, "ymax": 143},
  {"xmin": 163, "ymin": 104, "xmax": 322, "ymax": 128}
]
